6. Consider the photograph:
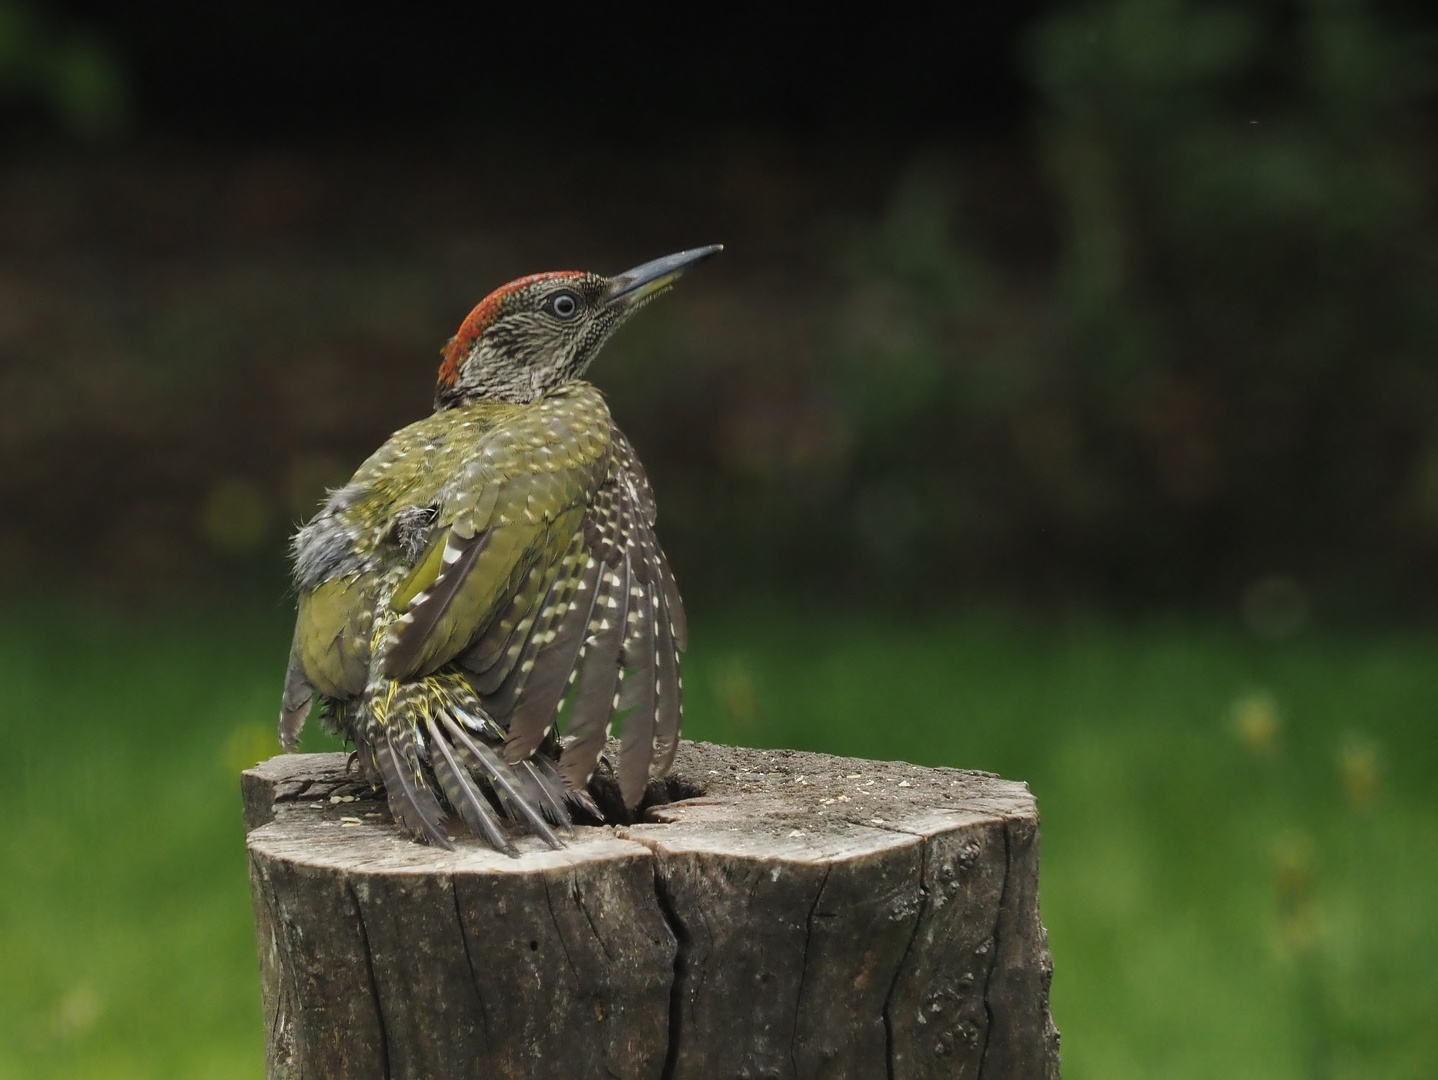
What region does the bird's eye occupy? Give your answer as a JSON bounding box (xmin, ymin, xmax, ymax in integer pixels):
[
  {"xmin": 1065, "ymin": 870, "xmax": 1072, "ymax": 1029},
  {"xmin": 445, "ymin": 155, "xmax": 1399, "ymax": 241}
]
[{"xmin": 546, "ymin": 291, "xmax": 581, "ymax": 319}]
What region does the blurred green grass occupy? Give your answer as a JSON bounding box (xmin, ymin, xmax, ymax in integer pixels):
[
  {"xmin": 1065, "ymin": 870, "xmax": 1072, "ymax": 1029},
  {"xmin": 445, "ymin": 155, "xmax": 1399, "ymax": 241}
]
[{"xmin": 2, "ymin": 607, "xmax": 1435, "ymax": 1079}]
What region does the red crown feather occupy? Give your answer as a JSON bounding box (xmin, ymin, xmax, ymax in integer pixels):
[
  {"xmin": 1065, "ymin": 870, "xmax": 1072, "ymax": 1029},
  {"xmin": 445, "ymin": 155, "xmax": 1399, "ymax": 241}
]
[{"xmin": 437, "ymin": 271, "xmax": 580, "ymax": 388}]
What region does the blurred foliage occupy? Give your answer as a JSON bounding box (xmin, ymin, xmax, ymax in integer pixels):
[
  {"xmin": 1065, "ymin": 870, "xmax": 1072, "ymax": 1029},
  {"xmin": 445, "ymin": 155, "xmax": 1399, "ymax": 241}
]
[
  {"xmin": 3, "ymin": 607, "xmax": 1434, "ymax": 1078},
  {"xmin": 0, "ymin": 0, "xmax": 126, "ymax": 138},
  {"xmin": 806, "ymin": 0, "xmax": 1438, "ymax": 610}
]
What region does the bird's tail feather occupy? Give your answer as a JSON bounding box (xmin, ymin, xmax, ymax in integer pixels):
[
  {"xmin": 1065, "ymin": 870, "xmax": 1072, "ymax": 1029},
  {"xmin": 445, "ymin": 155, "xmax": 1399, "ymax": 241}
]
[
  {"xmin": 440, "ymin": 709, "xmax": 563, "ymax": 848},
  {"xmin": 278, "ymin": 646, "xmax": 315, "ymax": 751},
  {"xmin": 426, "ymin": 712, "xmax": 515, "ymax": 855},
  {"xmin": 524, "ymin": 755, "xmax": 597, "ymax": 824},
  {"xmin": 361, "ymin": 672, "xmax": 567, "ymax": 852},
  {"xmin": 371, "ymin": 727, "xmax": 452, "ymax": 850}
]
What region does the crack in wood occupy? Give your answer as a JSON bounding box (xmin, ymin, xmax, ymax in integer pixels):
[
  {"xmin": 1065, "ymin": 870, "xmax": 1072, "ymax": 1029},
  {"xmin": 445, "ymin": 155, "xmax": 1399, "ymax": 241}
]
[
  {"xmin": 573, "ymin": 875, "xmax": 618, "ymax": 964},
  {"xmin": 274, "ymin": 779, "xmax": 314, "ymax": 802},
  {"xmin": 348, "ymin": 879, "xmax": 393, "ymax": 1080},
  {"xmin": 652, "ymin": 867, "xmax": 688, "ymax": 1080},
  {"xmin": 975, "ymin": 818, "xmax": 1010, "ymax": 1078},
  {"xmin": 449, "ymin": 876, "xmax": 494, "ymax": 1053},
  {"xmin": 883, "ymin": 835, "xmax": 931, "ymax": 1080},
  {"xmin": 791, "ymin": 863, "xmax": 833, "ymax": 1080},
  {"xmin": 540, "ymin": 874, "xmax": 584, "ymax": 986}
]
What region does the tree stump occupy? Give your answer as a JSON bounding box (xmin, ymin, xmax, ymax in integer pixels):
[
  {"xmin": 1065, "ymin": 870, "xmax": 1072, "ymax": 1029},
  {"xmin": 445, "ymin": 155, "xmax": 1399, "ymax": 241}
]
[{"xmin": 244, "ymin": 741, "xmax": 1060, "ymax": 1080}]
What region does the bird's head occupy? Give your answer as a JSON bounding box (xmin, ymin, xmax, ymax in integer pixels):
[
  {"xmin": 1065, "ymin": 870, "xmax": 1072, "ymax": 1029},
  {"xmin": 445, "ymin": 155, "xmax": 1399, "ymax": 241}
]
[{"xmin": 434, "ymin": 245, "xmax": 722, "ymax": 408}]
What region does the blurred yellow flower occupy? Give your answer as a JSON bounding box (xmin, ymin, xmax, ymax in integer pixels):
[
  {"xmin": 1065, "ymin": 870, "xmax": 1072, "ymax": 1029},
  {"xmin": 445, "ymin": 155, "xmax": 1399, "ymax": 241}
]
[
  {"xmin": 1231, "ymin": 692, "xmax": 1281, "ymax": 758},
  {"xmin": 1273, "ymin": 833, "xmax": 1319, "ymax": 954},
  {"xmin": 1337, "ymin": 737, "xmax": 1380, "ymax": 812}
]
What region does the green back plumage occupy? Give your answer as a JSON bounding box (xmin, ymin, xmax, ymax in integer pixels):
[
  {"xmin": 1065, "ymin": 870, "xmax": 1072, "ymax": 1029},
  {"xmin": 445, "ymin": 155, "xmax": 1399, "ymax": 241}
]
[{"xmin": 292, "ymin": 382, "xmax": 613, "ymax": 695}]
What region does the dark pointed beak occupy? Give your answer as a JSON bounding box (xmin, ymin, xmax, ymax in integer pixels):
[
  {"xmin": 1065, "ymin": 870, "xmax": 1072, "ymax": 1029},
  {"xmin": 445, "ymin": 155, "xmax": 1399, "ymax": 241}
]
[{"xmin": 605, "ymin": 245, "xmax": 723, "ymax": 309}]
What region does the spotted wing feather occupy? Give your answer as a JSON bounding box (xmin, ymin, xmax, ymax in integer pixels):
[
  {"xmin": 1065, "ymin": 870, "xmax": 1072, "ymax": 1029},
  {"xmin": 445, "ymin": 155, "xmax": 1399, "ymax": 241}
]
[
  {"xmin": 614, "ymin": 483, "xmax": 660, "ymax": 807},
  {"xmin": 536, "ymin": 432, "xmax": 687, "ymax": 804},
  {"xmin": 652, "ymin": 586, "xmax": 683, "ymax": 776},
  {"xmin": 614, "ymin": 429, "xmax": 688, "ymax": 650},
  {"xmin": 557, "ymin": 523, "xmax": 630, "ymax": 789},
  {"xmin": 656, "ymin": 545, "xmax": 687, "ymax": 651},
  {"xmin": 482, "ymin": 525, "xmax": 588, "ymax": 724},
  {"xmin": 459, "ymin": 560, "xmax": 553, "ymax": 686},
  {"xmin": 383, "ymin": 528, "xmax": 489, "ymax": 679},
  {"xmin": 499, "ymin": 530, "xmax": 604, "ymax": 763}
]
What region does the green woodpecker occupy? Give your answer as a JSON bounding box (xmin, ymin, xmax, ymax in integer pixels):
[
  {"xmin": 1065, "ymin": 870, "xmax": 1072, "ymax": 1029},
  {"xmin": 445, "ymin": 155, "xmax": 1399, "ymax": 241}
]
[{"xmin": 279, "ymin": 246, "xmax": 720, "ymax": 853}]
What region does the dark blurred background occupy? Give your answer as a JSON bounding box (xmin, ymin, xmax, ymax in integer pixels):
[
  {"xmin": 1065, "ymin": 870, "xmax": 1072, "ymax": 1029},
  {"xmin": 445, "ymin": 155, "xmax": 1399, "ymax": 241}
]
[
  {"xmin": 3, "ymin": 0, "xmax": 1432, "ymax": 621},
  {"xmin": 4, "ymin": 3, "xmax": 1437, "ymax": 1078}
]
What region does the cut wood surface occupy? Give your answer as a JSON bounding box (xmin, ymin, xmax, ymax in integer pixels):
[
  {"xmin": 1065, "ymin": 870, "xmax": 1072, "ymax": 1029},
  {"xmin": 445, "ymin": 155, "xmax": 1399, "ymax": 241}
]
[{"xmin": 244, "ymin": 742, "xmax": 1060, "ymax": 1080}]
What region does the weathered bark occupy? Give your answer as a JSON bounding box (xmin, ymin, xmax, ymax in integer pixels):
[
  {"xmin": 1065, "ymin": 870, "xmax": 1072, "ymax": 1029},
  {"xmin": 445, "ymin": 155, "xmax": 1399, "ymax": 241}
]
[{"xmin": 244, "ymin": 742, "xmax": 1060, "ymax": 1079}]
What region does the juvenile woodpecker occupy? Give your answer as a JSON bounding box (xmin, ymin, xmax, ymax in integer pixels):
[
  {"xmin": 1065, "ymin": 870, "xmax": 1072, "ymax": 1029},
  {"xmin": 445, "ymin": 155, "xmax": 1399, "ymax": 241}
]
[{"xmin": 279, "ymin": 246, "xmax": 720, "ymax": 852}]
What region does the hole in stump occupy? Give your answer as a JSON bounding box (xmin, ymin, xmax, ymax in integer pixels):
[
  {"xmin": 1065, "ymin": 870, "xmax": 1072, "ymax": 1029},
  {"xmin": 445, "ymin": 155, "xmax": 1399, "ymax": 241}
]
[{"xmin": 582, "ymin": 756, "xmax": 708, "ymax": 825}]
